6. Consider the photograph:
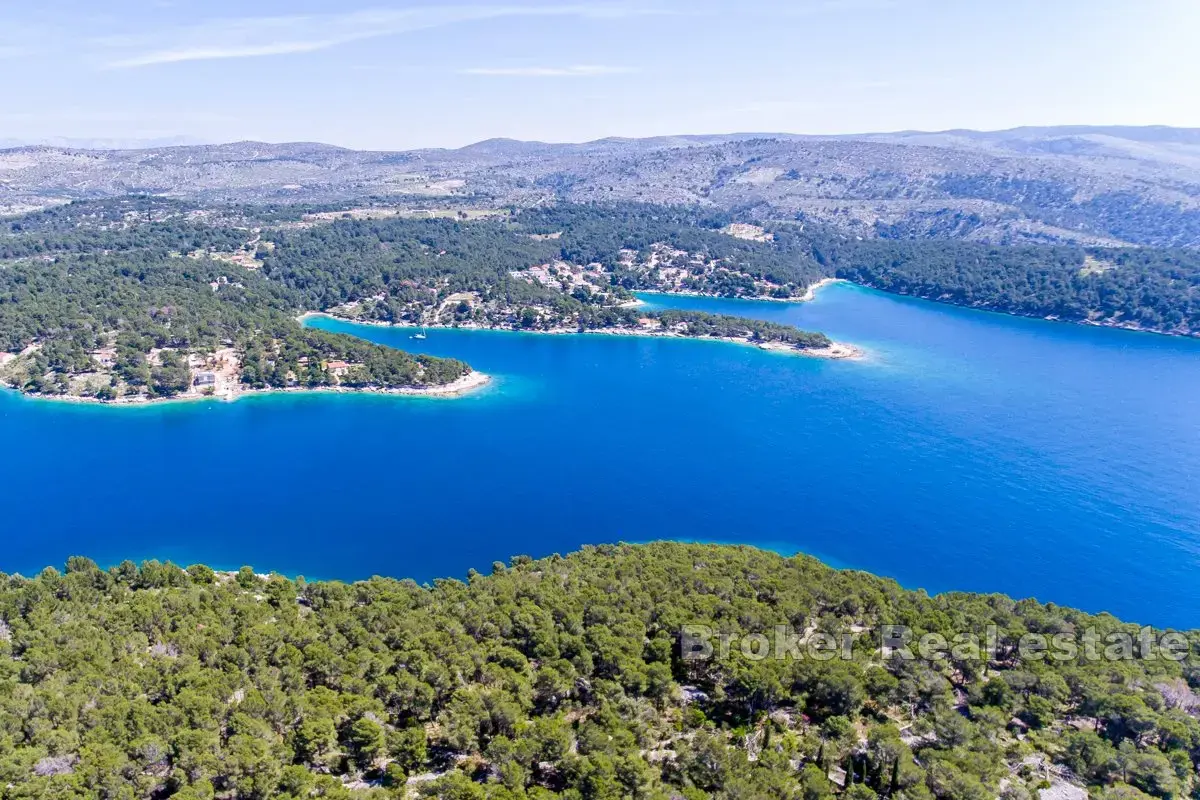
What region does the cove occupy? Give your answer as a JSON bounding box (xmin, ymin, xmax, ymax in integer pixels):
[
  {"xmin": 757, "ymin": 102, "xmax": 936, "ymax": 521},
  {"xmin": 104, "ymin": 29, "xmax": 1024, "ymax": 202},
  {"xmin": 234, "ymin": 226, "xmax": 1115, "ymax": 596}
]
[{"xmin": 2, "ymin": 282, "xmax": 1200, "ymax": 628}]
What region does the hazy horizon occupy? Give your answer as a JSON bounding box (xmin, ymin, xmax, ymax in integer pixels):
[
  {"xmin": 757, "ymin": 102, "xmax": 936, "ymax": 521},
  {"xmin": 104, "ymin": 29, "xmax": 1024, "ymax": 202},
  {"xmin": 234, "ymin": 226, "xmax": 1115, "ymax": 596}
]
[
  {"xmin": 6, "ymin": 122, "xmax": 1200, "ymax": 153},
  {"xmin": 2, "ymin": 0, "xmax": 1197, "ymax": 150}
]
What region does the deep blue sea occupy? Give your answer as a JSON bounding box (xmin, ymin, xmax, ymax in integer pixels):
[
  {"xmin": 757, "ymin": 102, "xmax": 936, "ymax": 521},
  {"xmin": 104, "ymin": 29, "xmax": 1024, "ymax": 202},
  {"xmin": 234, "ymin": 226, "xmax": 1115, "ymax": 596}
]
[{"xmin": 3, "ymin": 283, "xmax": 1199, "ymax": 627}]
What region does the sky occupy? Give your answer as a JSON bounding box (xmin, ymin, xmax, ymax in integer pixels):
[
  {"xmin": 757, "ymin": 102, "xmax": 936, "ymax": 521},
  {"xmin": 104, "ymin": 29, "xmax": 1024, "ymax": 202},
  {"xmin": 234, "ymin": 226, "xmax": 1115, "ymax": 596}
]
[{"xmin": 1, "ymin": 0, "xmax": 1198, "ymax": 150}]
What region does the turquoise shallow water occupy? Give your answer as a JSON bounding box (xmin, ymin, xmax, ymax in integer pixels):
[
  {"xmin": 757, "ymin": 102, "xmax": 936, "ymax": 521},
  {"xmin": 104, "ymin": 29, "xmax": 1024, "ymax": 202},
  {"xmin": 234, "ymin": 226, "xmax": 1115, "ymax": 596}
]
[{"xmin": 2, "ymin": 282, "xmax": 1199, "ymax": 627}]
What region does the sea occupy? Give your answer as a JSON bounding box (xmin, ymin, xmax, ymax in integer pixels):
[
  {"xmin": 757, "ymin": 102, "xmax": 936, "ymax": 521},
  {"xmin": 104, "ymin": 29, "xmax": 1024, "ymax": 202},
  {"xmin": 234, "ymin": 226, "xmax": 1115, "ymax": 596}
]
[{"xmin": 2, "ymin": 282, "xmax": 1198, "ymax": 628}]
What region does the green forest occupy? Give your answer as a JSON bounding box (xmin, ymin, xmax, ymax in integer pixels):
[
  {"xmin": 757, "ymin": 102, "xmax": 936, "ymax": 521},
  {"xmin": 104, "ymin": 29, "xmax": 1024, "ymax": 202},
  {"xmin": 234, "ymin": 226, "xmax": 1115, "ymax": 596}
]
[
  {"xmin": 1, "ymin": 542, "xmax": 1197, "ymax": 800},
  {"xmin": 818, "ymin": 238, "xmax": 1200, "ymax": 333},
  {"xmin": 0, "ymin": 208, "xmax": 472, "ymax": 399}
]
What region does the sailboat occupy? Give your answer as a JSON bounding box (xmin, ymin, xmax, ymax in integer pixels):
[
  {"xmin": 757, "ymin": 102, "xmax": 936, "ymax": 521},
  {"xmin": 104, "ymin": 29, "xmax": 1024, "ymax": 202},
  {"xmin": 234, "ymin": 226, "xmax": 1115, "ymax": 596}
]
[{"xmin": 412, "ymin": 325, "xmax": 427, "ymax": 340}]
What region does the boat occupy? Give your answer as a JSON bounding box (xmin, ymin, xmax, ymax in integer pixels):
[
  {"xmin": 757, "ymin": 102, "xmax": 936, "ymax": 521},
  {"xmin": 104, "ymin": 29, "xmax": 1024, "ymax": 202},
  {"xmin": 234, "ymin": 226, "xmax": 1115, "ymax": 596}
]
[{"xmin": 412, "ymin": 326, "xmax": 428, "ymax": 340}]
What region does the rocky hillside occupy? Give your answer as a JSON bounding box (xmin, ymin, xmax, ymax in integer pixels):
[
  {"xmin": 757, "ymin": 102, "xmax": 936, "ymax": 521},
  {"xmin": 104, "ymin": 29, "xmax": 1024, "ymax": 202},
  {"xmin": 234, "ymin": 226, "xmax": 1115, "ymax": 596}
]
[{"xmin": 3, "ymin": 126, "xmax": 1200, "ymax": 247}]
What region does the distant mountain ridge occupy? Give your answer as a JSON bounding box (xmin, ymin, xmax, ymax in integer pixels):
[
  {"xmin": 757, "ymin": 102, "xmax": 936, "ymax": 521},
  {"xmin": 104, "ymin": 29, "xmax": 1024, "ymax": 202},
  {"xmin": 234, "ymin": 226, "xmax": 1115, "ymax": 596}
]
[
  {"xmin": 0, "ymin": 135, "xmax": 210, "ymax": 151},
  {"xmin": 3, "ymin": 125, "xmax": 1200, "ymax": 247}
]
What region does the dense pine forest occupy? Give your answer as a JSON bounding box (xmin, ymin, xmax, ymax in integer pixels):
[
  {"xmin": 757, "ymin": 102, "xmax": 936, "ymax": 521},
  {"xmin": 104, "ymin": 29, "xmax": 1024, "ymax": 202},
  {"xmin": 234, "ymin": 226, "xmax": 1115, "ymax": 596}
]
[
  {"xmin": 0, "ymin": 201, "xmax": 475, "ymax": 399},
  {"xmin": 820, "ymin": 239, "xmax": 1200, "ymax": 334},
  {"xmin": 1, "ymin": 542, "xmax": 1197, "ymax": 800}
]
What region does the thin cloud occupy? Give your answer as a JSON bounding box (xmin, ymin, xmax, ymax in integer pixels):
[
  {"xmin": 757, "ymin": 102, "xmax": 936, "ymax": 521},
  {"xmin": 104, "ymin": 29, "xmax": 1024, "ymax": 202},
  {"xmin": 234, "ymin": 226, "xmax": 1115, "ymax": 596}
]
[
  {"xmin": 104, "ymin": 5, "xmax": 665, "ymax": 69},
  {"xmin": 460, "ymin": 65, "xmax": 637, "ymax": 77},
  {"xmin": 779, "ymin": 0, "xmax": 901, "ymax": 12}
]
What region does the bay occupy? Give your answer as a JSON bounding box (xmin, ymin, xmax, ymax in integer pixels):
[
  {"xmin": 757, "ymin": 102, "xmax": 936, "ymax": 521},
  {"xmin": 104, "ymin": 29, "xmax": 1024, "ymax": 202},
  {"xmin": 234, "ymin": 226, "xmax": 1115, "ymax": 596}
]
[{"xmin": 2, "ymin": 282, "xmax": 1199, "ymax": 627}]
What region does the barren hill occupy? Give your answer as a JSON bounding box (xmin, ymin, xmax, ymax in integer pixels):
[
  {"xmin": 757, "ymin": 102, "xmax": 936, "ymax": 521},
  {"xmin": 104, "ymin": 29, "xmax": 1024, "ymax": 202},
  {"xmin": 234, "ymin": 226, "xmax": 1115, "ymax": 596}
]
[{"xmin": 3, "ymin": 125, "xmax": 1199, "ymax": 246}]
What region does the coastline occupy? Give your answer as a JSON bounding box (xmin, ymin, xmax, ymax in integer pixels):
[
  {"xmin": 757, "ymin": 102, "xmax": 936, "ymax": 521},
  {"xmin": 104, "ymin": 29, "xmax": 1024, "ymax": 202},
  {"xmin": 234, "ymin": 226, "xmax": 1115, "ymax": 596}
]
[
  {"xmin": 755, "ymin": 340, "xmax": 863, "ymax": 359},
  {"xmin": 1, "ymin": 369, "xmax": 491, "ymax": 408},
  {"xmin": 848, "ymin": 281, "xmax": 1200, "ymax": 341},
  {"xmin": 797, "ymin": 277, "xmax": 844, "ymax": 302},
  {"xmin": 674, "ymin": 275, "xmax": 1198, "ymax": 342},
  {"xmin": 634, "ymin": 277, "xmax": 846, "ymax": 305},
  {"xmin": 638, "ymin": 278, "xmax": 1196, "ymax": 341},
  {"xmin": 301, "ymin": 311, "xmax": 864, "ymax": 360}
]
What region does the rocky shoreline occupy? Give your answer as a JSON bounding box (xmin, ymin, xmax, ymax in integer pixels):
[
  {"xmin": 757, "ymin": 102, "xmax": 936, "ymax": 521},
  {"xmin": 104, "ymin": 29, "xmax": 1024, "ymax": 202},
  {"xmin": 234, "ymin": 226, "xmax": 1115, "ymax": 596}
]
[{"xmin": 2, "ymin": 369, "xmax": 491, "ymax": 407}]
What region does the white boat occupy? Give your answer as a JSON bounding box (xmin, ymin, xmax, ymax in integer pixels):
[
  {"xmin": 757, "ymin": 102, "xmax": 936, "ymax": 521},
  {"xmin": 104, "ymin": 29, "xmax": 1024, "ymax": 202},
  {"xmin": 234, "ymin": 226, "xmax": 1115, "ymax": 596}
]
[{"xmin": 412, "ymin": 326, "xmax": 428, "ymax": 340}]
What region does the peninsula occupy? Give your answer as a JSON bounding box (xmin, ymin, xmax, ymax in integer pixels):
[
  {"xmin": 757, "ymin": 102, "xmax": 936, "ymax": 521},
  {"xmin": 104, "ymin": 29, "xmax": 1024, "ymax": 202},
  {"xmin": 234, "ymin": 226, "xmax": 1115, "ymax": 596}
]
[
  {"xmin": 0, "ymin": 323, "xmax": 482, "ymax": 406},
  {"xmin": 304, "ymin": 308, "xmax": 860, "ymax": 360}
]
